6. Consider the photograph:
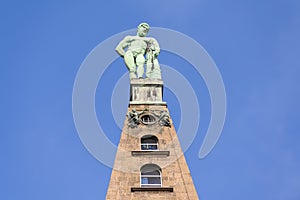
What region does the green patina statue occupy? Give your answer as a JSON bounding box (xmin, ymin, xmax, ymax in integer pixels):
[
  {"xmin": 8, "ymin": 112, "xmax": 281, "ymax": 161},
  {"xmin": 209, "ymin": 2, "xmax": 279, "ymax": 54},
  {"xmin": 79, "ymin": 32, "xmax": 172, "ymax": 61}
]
[{"xmin": 115, "ymin": 23, "xmax": 162, "ymax": 79}]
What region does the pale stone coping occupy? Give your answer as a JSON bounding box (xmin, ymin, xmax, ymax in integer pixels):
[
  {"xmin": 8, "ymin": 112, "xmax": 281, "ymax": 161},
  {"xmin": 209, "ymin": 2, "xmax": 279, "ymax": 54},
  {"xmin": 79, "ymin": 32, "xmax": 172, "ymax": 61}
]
[
  {"xmin": 129, "ymin": 101, "xmax": 167, "ymax": 105},
  {"xmin": 130, "ymin": 78, "xmax": 164, "ymax": 85},
  {"xmin": 131, "ymin": 187, "xmax": 173, "ymax": 192},
  {"xmin": 131, "ymin": 151, "xmax": 170, "ymax": 157}
]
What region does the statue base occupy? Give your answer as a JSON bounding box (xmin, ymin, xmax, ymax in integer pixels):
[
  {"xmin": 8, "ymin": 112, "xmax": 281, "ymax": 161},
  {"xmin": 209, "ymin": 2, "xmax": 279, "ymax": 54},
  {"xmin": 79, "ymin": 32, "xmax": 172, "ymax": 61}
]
[{"xmin": 129, "ymin": 78, "xmax": 166, "ymax": 105}]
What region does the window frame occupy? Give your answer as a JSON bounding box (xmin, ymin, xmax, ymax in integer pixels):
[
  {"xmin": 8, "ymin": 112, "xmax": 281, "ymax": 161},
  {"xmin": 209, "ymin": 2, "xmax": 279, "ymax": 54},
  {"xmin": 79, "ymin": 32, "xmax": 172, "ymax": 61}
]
[
  {"xmin": 140, "ymin": 164, "xmax": 162, "ymax": 188},
  {"xmin": 140, "ymin": 114, "xmax": 157, "ymax": 125},
  {"xmin": 141, "ymin": 135, "xmax": 159, "ymax": 151}
]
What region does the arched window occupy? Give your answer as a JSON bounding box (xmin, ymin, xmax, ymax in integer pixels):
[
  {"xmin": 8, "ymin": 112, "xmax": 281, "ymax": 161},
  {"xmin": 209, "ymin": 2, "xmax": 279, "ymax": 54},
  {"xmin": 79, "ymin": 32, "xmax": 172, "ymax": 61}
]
[
  {"xmin": 141, "ymin": 135, "xmax": 158, "ymax": 150},
  {"xmin": 140, "ymin": 164, "xmax": 162, "ymax": 187}
]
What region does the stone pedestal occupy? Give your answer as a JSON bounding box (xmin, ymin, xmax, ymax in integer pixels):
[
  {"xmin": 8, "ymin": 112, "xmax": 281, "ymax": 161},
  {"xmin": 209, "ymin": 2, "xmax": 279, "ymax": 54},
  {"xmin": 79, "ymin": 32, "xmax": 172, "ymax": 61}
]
[
  {"xmin": 130, "ymin": 78, "xmax": 166, "ymax": 105},
  {"xmin": 106, "ymin": 78, "xmax": 199, "ymax": 200}
]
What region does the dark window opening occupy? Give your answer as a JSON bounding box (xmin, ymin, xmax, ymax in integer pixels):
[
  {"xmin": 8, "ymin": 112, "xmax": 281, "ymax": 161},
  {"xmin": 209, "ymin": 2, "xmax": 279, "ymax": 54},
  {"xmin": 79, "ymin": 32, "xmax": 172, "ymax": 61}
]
[{"xmin": 141, "ymin": 135, "xmax": 158, "ymax": 150}]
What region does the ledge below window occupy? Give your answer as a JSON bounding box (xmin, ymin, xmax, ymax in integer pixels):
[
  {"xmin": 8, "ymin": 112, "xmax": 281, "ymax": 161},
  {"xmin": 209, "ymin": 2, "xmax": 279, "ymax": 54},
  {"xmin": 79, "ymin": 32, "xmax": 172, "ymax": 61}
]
[
  {"xmin": 131, "ymin": 187, "xmax": 173, "ymax": 192},
  {"xmin": 131, "ymin": 151, "xmax": 170, "ymax": 157}
]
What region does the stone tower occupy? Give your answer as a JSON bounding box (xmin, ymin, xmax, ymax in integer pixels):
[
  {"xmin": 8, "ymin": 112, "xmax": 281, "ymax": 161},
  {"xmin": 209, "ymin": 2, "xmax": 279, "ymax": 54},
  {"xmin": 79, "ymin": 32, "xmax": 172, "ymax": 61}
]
[{"xmin": 106, "ymin": 78, "xmax": 199, "ymax": 199}]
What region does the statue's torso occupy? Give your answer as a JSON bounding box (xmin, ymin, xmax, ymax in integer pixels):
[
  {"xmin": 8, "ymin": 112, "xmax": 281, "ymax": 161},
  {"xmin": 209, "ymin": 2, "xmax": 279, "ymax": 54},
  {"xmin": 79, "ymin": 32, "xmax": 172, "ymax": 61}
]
[{"xmin": 127, "ymin": 36, "xmax": 150, "ymax": 56}]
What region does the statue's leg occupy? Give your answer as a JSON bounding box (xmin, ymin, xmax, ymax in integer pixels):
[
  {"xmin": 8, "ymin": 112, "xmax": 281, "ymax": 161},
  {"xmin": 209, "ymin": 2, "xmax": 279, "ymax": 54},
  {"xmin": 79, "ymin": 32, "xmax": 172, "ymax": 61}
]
[
  {"xmin": 136, "ymin": 54, "xmax": 145, "ymax": 78},
  {"xmin": 146, "ymin": 59, "xmax": 153, "ymax": 78},
  {"xmin": 151, "ymin": 59, "xmax": 162, "ymax": 79},
  {"xmin": 124, "ymin": 51, "xmax": 137, "ymax": 78}
]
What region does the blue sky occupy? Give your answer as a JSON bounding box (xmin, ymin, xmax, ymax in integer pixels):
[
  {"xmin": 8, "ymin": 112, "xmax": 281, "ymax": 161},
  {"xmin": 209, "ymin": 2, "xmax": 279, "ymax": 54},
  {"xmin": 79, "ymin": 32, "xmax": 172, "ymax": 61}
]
[{"xmin": 1, "ymin": 0, "xmax": 300, "ymax": 199}]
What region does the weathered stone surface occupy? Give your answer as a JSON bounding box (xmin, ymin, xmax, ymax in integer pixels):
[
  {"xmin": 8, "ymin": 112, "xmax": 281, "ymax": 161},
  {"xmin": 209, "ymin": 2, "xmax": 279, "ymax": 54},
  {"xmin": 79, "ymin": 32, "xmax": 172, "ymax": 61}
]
[
  {"xmin": 106, "ymin": 77, "xmax": 199, "ymax": 199},
  {"xmin": 130, "ymin": 78, "xmax": 165, "ymax": 104},
  {"xmin": 106, "ymin": 104, "xmax": 199, "ymax": 199}
]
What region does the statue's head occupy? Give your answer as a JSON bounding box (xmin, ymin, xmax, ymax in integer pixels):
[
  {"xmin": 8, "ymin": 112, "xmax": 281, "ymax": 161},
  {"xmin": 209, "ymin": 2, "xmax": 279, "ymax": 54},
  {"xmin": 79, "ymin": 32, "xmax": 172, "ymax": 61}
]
[{"xmin": 137, "ymin": 22, "xmax": 150, "ymax": 37}]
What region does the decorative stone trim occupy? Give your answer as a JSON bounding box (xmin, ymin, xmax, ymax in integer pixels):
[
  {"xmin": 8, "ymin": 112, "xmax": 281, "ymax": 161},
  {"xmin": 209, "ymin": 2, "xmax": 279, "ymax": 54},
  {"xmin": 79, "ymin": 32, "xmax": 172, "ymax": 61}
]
[
  {"xmin": 127, "ymin": 108, "xmax": 171, "ymax": 128},
  {"xmin": 131, "ymin": 151, "xmax": 170, "ymax": 157},
  {"xmin": 131, "ymin": 187, "xmax": 173, "ymax": 192},
  {"xmin": 129, "ymin": 101, "xmax": 166, "ymax": 105}
]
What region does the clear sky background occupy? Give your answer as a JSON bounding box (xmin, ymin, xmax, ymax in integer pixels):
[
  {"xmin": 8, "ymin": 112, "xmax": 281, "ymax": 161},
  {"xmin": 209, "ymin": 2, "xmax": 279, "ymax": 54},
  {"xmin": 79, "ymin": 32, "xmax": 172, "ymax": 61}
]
[{"xmin": 1, "ymin": 0, "xmax": 300, "ymax": 199}]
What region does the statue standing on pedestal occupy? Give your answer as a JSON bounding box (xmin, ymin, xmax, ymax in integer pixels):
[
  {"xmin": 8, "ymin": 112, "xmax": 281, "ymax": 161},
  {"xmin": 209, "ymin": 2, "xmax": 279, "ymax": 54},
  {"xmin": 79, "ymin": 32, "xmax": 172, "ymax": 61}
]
[{"xmin": 115, "ymin": 23, "xmax": 162, "ymax": 79}]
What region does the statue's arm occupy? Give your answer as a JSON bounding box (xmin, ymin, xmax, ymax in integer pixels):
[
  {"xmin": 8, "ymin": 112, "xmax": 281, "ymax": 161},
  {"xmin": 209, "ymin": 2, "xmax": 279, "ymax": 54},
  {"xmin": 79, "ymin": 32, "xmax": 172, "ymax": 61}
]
[
  {"xmin": 151, "ymin": 38, "xmax": 160, "ymax": 57},
  {"xmin": 115, "ymin": 36, "xmax": 130, "ymax": 57}
]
